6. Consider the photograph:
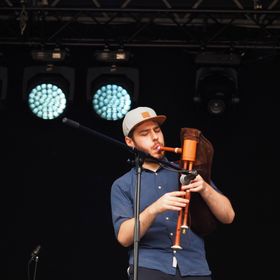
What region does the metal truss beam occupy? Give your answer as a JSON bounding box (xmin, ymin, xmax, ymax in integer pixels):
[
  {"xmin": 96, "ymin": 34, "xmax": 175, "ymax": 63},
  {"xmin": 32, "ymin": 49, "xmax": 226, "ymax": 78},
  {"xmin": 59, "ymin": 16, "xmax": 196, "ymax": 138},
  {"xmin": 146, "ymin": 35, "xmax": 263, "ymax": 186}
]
[{"xmin": 1, "ymin": 7, "xmax": 280, "ymax": 50}]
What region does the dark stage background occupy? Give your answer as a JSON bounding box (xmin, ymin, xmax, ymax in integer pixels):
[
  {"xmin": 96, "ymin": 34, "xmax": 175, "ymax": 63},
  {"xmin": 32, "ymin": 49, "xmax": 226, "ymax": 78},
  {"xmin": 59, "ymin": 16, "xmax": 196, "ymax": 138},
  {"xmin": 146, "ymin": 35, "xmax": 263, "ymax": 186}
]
[{"xmin": 3, "ymin": 47, "xmax": 279, "ymax": 280}]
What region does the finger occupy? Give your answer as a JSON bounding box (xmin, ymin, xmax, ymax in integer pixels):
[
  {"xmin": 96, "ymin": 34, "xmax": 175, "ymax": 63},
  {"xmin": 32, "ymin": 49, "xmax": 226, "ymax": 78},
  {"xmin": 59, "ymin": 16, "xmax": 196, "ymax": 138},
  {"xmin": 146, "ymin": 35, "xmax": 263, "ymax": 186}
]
[
  {"xmin": 173, "ymin": 201, "xmax": 188, "ymax": 208},
  {"xmin": 168, "ymin": 205, "xmax": 184, "ymax": 211},
  {"xmin": 171, "ymin": 191, "xmax": 187, "ymax": 197}
]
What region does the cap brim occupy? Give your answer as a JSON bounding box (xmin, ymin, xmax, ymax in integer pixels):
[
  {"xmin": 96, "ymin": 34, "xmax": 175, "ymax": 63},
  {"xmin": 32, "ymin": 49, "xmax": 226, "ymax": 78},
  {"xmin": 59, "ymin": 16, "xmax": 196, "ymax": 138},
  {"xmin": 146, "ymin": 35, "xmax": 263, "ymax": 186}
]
[{"xmin": 131, "ymin": 115, "xmax": 167, "ymax": 133}]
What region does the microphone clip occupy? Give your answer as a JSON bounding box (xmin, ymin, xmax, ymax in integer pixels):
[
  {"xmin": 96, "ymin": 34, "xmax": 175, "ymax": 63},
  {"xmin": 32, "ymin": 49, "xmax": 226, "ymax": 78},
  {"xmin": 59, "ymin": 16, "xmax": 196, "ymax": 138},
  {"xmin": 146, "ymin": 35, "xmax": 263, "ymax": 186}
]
[
  {"xmin": 180, "ymin": 170, "xmax": 198, "ymax": 185},
  {"xmin": 30, "ymin": 245, "xmax": 41, "ymax": 262}
]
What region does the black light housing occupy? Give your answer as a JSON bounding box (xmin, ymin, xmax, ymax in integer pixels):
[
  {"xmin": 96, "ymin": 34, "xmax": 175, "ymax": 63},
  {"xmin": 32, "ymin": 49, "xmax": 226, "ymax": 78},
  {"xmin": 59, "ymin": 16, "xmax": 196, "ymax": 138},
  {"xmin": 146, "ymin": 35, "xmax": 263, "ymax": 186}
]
[
  {"xmin": 194, "ymin": 66, "xmax": 239, "ymax": 115},
  {"xmin": 31, "ymin": 48, "xmax": 67, "ymax": 62},
  {"xmin": 0, "ymin": 66, "xmax": 8, "ymax": 101},
  {"xmin": 86, "ymin": 65, "xmax": 139, "ymax": 121},
  {"xmin": 94, "ymin": 49, "xmax": 131, "ymax": 63},
  {"xmin": 22, "ymin": 64, "xmax": 75, "ymax": 120}
]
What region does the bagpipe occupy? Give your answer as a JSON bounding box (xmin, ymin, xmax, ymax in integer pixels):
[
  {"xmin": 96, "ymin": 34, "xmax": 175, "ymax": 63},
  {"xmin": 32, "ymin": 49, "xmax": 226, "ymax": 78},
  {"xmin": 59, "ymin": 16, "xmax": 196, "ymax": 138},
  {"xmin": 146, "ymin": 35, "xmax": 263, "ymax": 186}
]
[{"xmin": 159, "ymin": 128, "xmax": 219, "ymax": 249}]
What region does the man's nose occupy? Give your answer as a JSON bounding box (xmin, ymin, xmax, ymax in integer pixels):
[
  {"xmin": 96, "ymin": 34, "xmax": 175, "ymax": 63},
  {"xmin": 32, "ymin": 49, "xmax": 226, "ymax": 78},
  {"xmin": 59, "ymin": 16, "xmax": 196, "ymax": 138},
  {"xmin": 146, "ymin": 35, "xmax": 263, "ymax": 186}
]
[{"xmin": 151, "ymin": 131, "xmax": 159, "ymax": 140}]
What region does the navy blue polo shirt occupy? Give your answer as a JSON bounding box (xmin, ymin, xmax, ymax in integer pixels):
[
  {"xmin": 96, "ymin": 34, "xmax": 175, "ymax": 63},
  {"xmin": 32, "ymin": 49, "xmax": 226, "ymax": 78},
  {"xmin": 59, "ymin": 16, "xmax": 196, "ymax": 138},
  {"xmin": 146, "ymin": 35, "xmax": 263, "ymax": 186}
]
[{"xmin": 110, "ymin": 163, "xmax": 211, "ymax": 276}]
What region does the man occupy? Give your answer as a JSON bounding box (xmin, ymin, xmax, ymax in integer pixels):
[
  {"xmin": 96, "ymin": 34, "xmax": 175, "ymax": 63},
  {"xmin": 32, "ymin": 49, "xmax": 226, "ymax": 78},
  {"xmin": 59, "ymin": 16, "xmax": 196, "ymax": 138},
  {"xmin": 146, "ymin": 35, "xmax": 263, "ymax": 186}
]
[{"xmin": 110, "ymin": 106, "xmax": 235, "ymax": 280}]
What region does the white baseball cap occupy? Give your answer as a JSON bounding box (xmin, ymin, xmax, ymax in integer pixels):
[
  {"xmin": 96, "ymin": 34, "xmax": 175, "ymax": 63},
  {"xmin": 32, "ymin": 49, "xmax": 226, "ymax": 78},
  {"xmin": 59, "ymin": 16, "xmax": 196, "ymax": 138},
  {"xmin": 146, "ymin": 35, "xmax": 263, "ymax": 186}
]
[{"xmin": 122, "ymin": 106, "xmax": 166, "ymax": 136}]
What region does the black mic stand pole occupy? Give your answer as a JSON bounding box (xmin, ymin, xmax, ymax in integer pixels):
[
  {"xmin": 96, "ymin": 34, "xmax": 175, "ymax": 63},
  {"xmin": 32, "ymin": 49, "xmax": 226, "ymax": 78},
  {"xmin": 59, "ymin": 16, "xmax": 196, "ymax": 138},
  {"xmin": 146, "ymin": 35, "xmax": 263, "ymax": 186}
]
[
  {"xmin": 28, "ymin": 245, "xmax": 41, "ymax": 280},
  {"xmin": 62, "ymin": 118, "xmax": 196, "ymax": 280},
  {"xmin": 132, "ymin": 151, "xmax": 146, "ymax": 280},
  {"xmin": 32, "ymin": 256, "xmax": 39, "ymax": 280}
]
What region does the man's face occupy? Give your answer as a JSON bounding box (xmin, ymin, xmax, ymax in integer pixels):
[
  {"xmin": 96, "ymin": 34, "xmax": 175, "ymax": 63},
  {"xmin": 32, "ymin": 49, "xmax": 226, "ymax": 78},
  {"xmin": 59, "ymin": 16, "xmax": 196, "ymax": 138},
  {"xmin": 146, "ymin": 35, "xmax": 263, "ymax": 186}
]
[{"xmin": 125, "ymin": 120, "xmax": 165, "ymax": 158}]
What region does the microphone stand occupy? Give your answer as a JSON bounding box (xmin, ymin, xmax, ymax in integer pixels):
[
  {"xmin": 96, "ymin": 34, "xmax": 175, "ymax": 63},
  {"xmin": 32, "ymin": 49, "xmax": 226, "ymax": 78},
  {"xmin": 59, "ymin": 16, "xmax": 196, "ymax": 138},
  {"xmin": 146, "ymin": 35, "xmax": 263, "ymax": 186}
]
[
  {"xmin": 61, "ymin": 118, "xmax": 192, "ymax": 172},
  {"xmin": 133, "ymin": 151, "xmax": 144, "ymax": 280},
  {"xmin": 32, "ymin": 256, "xmax": 39, "ymax": 280},
  {"xmin": 28, "ymin": 245, "xmax": 41, "ymax": 280},
  {"xmin": 62, "ymin": 118, "xmax": 196, "ymax": 280}
]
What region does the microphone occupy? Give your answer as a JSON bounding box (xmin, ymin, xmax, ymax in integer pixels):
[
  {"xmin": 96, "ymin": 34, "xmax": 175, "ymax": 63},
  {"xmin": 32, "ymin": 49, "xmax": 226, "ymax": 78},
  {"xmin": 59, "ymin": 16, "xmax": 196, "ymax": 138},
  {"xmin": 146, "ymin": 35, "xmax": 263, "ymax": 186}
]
[
  {"xmin": 30, "ymin": 245, "xmax": 41, "ymax": 260},
  {"xmin": 62, "ymin": 117, "xmax": 80, "ymax": 128},
  {"xmin": 180, "ymin": 170, "xmax": 198, "ymax": 185}
]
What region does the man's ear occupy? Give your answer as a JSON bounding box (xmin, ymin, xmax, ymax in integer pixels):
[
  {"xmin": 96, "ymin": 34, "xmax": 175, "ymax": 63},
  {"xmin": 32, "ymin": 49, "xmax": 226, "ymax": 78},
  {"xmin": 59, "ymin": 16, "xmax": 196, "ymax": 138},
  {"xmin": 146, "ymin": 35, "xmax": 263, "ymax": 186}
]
[{"xmin": 125, "ymin": 136, "xmax": 134, "ymax": 148}]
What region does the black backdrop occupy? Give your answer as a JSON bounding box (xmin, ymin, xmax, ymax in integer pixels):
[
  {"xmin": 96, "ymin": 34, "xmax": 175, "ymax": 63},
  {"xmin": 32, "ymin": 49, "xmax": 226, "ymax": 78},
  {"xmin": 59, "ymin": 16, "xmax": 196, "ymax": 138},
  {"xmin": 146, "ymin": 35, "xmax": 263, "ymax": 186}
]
[{"xmin": 4, "ymin": 47, "xmax": 278, "ymax": 280}]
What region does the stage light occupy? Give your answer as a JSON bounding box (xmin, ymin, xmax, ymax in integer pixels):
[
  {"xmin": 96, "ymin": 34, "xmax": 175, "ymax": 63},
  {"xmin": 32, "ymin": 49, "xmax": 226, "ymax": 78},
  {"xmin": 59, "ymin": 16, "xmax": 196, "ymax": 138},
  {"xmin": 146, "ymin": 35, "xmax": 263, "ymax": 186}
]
[
  {"xmin": 27, "ymin": 83, "xmax": 66, "ymax": 120},
  {"xmin": 195, "ymin": 52, "xmax": 241, "ymax": 66},
  {"xmin": 86, "ymin": 65, "xmax": 139, "ymax": 121},
  {"xmin": 194, "ymin": 66, "xmax": 239, "ymax": 115},
  {"xmin": 94, "ymin": 49, "xmax": 131, "ymax": 63},
  {"xmin": 92, "ymin": 83, "xmax": 131, "ymax": 121},
  {"xmin": 31, "ymin": 48, "xmax": 67, "ymax": 62},
  {"xmin": 22, "ymin": 64, "xmax": 75, "ymax": 120}
]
